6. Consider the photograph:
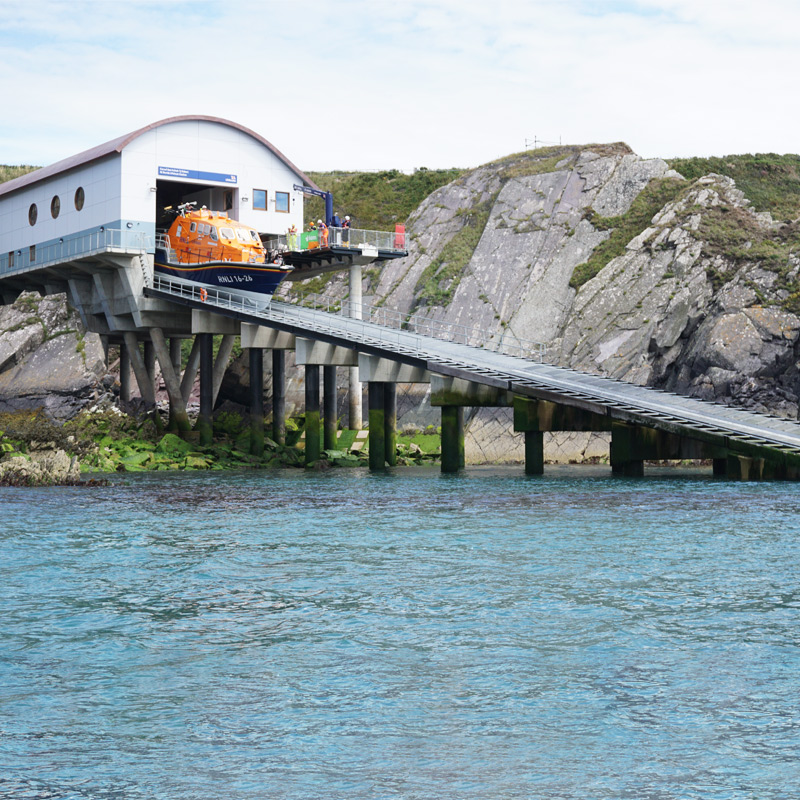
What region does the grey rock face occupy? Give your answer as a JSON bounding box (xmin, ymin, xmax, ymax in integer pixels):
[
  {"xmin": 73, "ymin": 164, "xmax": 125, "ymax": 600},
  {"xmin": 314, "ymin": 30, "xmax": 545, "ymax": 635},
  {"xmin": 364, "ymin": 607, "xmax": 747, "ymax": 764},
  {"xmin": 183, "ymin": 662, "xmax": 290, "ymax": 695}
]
[{"xmin": 0, "ymin": 292, "xmax": 109, "ymax": 419}]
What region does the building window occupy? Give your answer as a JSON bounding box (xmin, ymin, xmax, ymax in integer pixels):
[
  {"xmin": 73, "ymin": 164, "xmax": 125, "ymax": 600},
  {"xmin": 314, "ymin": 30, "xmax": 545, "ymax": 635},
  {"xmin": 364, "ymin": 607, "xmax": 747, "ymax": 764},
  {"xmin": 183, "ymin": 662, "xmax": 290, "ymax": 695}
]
[
  {"xmin": 224, "ymin": 190, "xmax": 233, "ymax": 211},
  {"xmin": 28, "ymin": 203, "xmax": 38, "ymax": 226},
  {"xmin": 29, "ymin": 245, "xmax": 35, "ymax": 263},
  {"xmin": 275, "ymin": 191, "xmax": 290, "ymax": 213},
  {"xmin": 74, "ymin": 187, "xmax": 85, "ymax": 211},
  {"xmin": 253, "ymin": 189, "xmax": 267, "ymax": 210},
  {"xmin": 51, "ymin": 195, "xmax": 61, "ymax": 219},
  {"xmin": 8, "ymin": 251, "xmax": 14, "ymax": 268}
]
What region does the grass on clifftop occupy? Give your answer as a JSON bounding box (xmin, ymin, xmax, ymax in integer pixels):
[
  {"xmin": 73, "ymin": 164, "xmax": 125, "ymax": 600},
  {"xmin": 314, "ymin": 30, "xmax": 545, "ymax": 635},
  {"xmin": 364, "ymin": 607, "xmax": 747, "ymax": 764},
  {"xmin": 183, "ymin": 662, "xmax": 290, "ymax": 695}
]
[
  {"xmin": 570, "ymin": 177, "xmax": 687, "ymax": 289},
  {"xmin": 304, "ymin": 167, "xmax": 464, "ymax": 231},
  {"xmin": 669, "ymin": 154, "xmax": 800, "ymax": 219},
  {"xmin": 0, "ymin": 165, "xmax": 38, "ymax": 184}
]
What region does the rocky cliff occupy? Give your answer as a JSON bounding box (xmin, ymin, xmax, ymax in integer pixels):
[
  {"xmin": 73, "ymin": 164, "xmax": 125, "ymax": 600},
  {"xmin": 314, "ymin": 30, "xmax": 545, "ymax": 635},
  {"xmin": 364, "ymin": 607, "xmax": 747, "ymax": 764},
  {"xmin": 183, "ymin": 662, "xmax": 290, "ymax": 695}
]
[{"xmin": 290, "ymin": 145, "xmax": 800, "ymax": 461}]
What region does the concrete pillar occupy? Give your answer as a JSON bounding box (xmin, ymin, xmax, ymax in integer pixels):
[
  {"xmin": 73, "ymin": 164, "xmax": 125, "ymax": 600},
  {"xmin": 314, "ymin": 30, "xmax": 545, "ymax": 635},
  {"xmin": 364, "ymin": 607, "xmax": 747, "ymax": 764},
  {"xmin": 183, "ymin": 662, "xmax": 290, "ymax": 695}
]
[
  {"xmin": 197, "ymin": 333, "xmax": 214, "ymax": 446},
  {"xmin": 524, "ymin": 431, "xmax": 544, "ymax": 475},
  {"xmin": 119, "ymin": 342, "xmax": 131, "ymax": 402},
  {"xmin": 143, "ymin": 340, "xmax": 156, "ymax": 390},
  {"xmin": 349, "ymin": 262, "xmax": 363, "ymax": 430},
  {"xmin": 368, "ymin": 381, "xmax": 386, "ymax": 471},
  {"xmin": 181, "ymin": 336, "xmax": 202, "ymax": 405},
  {"xmin": 272, "ymin": 349, "xmax": 286, "ymax": 445},
  {"xmin": 713, "ymin": 458, "xmax": 727, "ymax": 477},
  {"xmin": 384, "ymin": 382, "xmax": 397, "ymax": 467},
  {"xmin": 122, "ymin": 332, "xmax": 156, "ymax": 407},
  {"xmin": 169, "ymin": 337, "xmax": 182, "ymax": 374},
  {"xmin": 249, "ymin": 347, "xmax": 264, "ymax": 457},
  {"xmin": 150, "ymin": 327, "xmax": 191, "ymax": 433},
  {"xmin": 726, "ymin": 454, "xmax": 764, "ymax": 481},
  {"xmin": 305, "ymin": 364, "xmax": 321, "ymax": 465},
  {"xmin": 323, "ymin": 365, "xmax": 338, "ymax": 451},
  {"xmin": 441, "ymin": 406, "xmax": 465, "ymax": 474},
  {"xmin": 212, "ymin": 334, "xmax": 235, "ymax": 406},
  {"xmin": 610, "ymin": 422, "xmax": 644, "ymax": 477}
]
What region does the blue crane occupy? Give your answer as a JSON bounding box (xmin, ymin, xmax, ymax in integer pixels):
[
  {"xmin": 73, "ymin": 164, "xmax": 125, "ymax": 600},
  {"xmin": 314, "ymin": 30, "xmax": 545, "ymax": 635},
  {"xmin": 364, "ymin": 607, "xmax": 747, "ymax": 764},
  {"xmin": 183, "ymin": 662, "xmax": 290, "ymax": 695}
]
[{"xmin": 293, "ymin": 184, "xmax": 333, "ymax": 229}]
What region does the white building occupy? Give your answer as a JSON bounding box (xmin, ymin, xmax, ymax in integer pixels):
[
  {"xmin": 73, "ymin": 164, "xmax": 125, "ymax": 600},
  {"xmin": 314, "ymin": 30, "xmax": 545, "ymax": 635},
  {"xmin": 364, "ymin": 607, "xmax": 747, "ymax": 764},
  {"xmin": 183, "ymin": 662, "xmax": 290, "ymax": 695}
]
[{"xmin": 0, "ymin": 115, "xmax": 314, "ymax": 270}]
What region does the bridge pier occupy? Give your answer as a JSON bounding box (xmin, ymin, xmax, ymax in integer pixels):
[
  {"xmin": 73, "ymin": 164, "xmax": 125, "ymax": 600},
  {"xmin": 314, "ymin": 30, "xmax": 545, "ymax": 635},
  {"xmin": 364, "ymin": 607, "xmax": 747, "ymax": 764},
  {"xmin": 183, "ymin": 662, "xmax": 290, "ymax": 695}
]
[
  {"xmin": 122, "ymin": 332, "xmax": 156, "ymax": 408},
  {"xmin": 305, "ymin": 364, "xmax": 321, "ymax": 465},
  {"xmin": 149, "ymin": 327, "xmax": 191, "ymax": 433},
  {"xmin": 324, "ymin": 365, "xmax": 338, "ymax": 451},
  {"xmin": 241, "ymin": 325, "xmax": 296, "ymax": 446},
  {"xmin": 368, "ymin": 381, "xmax": 386, "ymax": 470},
  {"xmin": 119, "ymin": 342, "xmax": 131, "ymax": 403},
  {"xmin": 349, "ymin": 262, "xmax": 363, "ymax": 430},
  {"xmin": 197, "ymin": 333, "xmax": 214, "ymax": 446},
  {"xmin": 440, "ymin": 406, "xmax": 465, "ymax": 473},
  {"xmin": 249, "ymin": 347, "xmax": 264, "ymax": 457}
]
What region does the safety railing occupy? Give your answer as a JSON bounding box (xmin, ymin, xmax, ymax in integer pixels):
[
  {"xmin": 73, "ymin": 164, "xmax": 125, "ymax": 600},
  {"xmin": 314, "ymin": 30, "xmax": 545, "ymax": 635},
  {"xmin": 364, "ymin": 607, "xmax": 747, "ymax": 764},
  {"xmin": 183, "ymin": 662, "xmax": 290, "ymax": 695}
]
[
  {"xmin": 0, "ymin": 228, "xmax": 152, "ymax": 275},
  {"xmin": 151, "ymin": 275, "xmax": 546, "ymax": 364},
  {"xmin": 263, "ymin": 226, "xmax": 407, "ymax": 255}
]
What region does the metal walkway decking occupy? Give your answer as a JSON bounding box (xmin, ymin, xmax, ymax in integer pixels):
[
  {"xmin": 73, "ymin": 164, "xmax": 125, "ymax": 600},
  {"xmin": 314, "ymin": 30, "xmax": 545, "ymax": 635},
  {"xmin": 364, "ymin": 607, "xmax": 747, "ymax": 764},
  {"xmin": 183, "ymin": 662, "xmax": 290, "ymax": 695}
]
[{"xmin": 146, "ymin": 277, "xmax": 800, "ymax": 459}]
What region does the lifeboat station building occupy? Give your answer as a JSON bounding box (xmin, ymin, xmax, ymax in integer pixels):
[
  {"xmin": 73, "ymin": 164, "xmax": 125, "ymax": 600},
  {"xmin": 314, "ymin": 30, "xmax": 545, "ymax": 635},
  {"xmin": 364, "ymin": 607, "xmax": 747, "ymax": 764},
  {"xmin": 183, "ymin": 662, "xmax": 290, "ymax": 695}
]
[{"xmin": 0, "ymin": 115, "xmax": 312, "ymax": 284}]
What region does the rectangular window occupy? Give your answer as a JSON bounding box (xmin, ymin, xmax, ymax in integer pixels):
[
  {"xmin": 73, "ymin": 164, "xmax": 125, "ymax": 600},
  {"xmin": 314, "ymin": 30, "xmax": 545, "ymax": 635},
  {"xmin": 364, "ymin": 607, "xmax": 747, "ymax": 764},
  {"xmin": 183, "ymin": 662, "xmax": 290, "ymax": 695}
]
[
  {"xmin": 224, "ymin": 190, "xmax": 233, "ymax": 211},
  {"xmin": 29, "ymin": 245, "xmax": 35, "ymax": 263},
  {"xmin": 8, "ymin": 251, "xmax": 14, "ymax": 268},
  {"xmin": 189, "ymin": 222, "xmax": 197, "ymax": 233},
  {"xmin": 253, "ymin": 189, "xmax": 267, "ymax": 210},
  {"xmin": 275, "ymin": 191, "xmax": 290, "ymax": 213}
]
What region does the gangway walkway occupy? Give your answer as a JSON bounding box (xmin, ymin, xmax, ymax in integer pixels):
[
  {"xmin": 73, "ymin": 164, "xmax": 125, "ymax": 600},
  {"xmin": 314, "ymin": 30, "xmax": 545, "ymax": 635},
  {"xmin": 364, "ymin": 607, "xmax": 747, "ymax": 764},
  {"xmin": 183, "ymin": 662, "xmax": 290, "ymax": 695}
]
[{"xmin": 146, "ymin": 276, "xmax": 800, "ymax": 459}]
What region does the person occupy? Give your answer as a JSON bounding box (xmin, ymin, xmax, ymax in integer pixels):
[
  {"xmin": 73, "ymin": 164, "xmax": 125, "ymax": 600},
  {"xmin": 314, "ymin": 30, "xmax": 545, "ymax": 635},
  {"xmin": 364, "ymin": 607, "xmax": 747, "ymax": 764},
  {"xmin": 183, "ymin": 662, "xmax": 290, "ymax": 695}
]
[
  {"xmin": 308, "ymin": 220, "xmax": 317, "ymax": 231},
  {"xmin": 331, "ymin": 212, "xmax": 342, "ymax": 245},
  {"xmin": 287, "ymin": 223, "xmax": 298, "ymax": 250},
  {"xmin": 342, "ymin": 214, "xmax": 351, "ymax": 246},
  {"xmin": 318, "ymin": 219, "xmax": 329, "ymax": 247}
]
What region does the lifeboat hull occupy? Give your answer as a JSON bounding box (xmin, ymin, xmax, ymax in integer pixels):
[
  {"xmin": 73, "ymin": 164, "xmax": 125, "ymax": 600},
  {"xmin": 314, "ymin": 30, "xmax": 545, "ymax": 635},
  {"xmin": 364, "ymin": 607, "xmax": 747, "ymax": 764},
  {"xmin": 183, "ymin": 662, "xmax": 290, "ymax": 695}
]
[{"xmin": 154, "ymin": 251, "xmax": 291, "ymax": 297}]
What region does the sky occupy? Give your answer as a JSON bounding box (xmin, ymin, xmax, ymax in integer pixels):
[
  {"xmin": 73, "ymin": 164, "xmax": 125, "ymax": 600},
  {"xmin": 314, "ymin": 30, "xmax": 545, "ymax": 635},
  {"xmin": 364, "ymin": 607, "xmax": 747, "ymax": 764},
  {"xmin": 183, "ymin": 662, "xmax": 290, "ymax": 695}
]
[{"xmin": 0, "ymin": 0, "xmax": 798, "ymax": 173}]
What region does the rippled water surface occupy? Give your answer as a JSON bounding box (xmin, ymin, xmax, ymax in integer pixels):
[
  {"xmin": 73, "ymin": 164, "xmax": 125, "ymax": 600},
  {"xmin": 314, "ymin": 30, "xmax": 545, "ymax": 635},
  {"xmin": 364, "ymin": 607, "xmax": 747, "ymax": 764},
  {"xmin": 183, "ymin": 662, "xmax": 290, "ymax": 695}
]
[{"xmin": 2, "ymin": 466, "xmax": 799, "ymax": 799}]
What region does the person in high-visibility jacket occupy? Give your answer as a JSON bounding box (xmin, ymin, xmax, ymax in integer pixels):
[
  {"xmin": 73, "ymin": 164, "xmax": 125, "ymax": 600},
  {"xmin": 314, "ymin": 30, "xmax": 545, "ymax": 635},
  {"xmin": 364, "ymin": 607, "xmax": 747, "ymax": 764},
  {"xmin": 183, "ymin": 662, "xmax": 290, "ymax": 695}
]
[{"xmin": 318, "ymin": 219, "xmax": 329, "ymax": 247}]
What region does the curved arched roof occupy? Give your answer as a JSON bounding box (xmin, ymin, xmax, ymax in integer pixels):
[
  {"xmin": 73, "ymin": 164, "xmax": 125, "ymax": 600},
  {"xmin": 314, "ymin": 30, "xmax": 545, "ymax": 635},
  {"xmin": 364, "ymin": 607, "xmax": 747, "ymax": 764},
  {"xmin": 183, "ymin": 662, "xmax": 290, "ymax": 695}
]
[{"xmin": 0, "ymin": 115, "xmax": 318, "ymax": 197}]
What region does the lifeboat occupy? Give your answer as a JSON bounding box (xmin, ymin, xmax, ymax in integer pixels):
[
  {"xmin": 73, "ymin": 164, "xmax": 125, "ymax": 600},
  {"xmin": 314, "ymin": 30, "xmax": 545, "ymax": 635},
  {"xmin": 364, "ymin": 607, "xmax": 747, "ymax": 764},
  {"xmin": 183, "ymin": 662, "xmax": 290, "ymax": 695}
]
[{"xmin": 154, "ymin": 203, "xmax": 292, "ymax": 301}]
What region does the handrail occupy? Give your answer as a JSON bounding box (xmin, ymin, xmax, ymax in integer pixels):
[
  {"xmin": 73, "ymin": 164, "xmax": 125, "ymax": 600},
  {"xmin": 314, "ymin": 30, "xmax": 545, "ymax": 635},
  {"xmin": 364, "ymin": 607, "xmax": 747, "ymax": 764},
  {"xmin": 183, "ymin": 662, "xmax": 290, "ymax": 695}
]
[
  {"xmin": 150, "ymin": 275, "xmax": 546, "ymax": 363},
  {"xmin": 0, "ymin": 228, "xmax": 152, "ymax": 275},
  {"xmin": 263, "ymin": 226, "xmax": 407, "ymax": 255}
]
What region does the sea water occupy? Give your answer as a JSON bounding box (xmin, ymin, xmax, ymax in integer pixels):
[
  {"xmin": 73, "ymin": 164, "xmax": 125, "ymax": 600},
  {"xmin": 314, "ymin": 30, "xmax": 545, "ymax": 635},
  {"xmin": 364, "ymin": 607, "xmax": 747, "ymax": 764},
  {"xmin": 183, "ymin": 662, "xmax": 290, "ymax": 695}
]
[{"xmin": 1, "ymin": 466, "xmax": 799, "ymax": 800}]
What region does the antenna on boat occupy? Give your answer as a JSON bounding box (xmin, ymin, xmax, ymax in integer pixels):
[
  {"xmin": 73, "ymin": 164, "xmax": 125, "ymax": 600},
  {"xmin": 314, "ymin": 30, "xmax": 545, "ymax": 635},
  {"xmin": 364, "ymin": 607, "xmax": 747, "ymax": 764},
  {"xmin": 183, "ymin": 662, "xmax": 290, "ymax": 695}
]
[{"xmin": 177, "ymin": 201, "xmax": 198, "ymax": 216}]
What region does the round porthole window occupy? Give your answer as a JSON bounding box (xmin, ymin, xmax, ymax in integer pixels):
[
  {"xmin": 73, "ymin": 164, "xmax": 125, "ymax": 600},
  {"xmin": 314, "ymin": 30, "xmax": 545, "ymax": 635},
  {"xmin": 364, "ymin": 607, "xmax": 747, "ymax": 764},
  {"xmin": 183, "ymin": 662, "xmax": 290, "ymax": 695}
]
[
  {"xmin": 51, "ymin": 195, "xmax": 61, "ymax": 219},
  {"xmin": 74, "ymin": 186, "xmax": 85, "ymax": 211},
  {"xmin": 28, "ymin": 203, "xmax": 38, "ymax": 226}
]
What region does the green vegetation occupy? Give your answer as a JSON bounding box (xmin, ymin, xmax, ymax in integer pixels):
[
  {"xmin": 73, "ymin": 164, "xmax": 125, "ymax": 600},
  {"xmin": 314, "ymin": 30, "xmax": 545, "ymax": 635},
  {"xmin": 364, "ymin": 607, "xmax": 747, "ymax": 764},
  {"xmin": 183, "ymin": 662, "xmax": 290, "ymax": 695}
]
[
  {"xmin": 669, "ymin": 153, "xmax": 800, "ymax": 219},
  {"xmin": 0, "ymin": 164, "xmax": 38, "ymax": 185},
  {"xmin": 569, "ymin": 177, "xmax": 687, "ymax": 289},
  {"xmin": 303, "ymin": 167, "xmax": 464, "ymax": 231},
  {"xmin": 413, "ymin": 199, "xmax": 494, "ymax": 308}
]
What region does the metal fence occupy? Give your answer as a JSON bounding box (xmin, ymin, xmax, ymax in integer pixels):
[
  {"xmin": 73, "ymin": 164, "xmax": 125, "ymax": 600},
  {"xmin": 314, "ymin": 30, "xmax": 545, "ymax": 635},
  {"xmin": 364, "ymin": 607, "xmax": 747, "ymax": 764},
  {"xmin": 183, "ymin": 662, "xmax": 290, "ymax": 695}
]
[
  {"xmin": 0, "ymin": 228, "xmax": 152, "ymax": 274},
  {"xmin": 263, "ymin": 226, "xmax": 407, "ymax": 254},
  {"xmin": 151, "ymin": 276, "xmax": 546, "ymax": 363}
]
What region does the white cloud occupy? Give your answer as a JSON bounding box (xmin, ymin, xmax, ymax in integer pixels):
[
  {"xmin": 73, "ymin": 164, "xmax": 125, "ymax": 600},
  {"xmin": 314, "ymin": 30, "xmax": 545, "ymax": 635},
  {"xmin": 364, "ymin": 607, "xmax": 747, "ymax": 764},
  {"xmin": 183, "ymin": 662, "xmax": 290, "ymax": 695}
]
[{"xmin": 1, "ymin": 0, "xmax": 799, "ymax": 169}]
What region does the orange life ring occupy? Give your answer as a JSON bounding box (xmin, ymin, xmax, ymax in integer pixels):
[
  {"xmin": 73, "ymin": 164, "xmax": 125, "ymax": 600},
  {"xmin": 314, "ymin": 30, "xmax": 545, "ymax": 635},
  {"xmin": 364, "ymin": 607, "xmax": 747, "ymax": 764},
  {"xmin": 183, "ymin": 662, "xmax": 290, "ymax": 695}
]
[{"xmin": 199, "ymin": 287, "xmax": 208, "ymax": 302}]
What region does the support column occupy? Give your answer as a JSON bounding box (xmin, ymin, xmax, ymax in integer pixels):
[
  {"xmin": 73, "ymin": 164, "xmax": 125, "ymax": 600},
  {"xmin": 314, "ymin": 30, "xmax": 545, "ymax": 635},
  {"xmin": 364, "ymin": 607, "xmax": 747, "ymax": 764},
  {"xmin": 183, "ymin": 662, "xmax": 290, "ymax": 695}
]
[
  {"xmin": 610, "ymin": 422, "xmax": 644, "ymax": 477},
  {"xmin": 197, "ymin": 333, "xmax": 214, "ymax": 446},
  {"xmin": 368, "ymin": 381, "xmax": 386, "ymax": 471},
  {"xmin": 150, "ymin": 328, "xmax": 191, "ymax": 433},
  {"xmin": 323, "ymin": 365, "xmax": 338, "ymax": 451},
  {"xmin": 249, "ymin": 347, "xmax": 264, "ymax": 457},
  {"xmin": 143, "ymin": 340, "xmax": 156, "ymax": 391},
  {"xmin": 212, "ymin": 334, "xmax": 235, "ymax": 407},
  {"xmin": 713, "ymin": 458, "xmax": 727, "ymax": 477},
  {"xmin": 169, "ymin": 337, "xmax": 182, "ymax": 375},
  {"xmin": 305, "ymin": 364, "xmax": 321, "ymax": 465},
  {"xmin": 122, "ymin": 332, "xmax": 156, "ymax": 407},
  {"xmin": 181, "ymin": 336, "xmax": 202, "ymax": 405},
  {"xmin": 384, "ymin": 382, "xmax": 397, "ymax": 467},
  {"xmin": 119, "ymin": 342, "xmax": 131, "ymax": 403},
  {"xmin": 349, "ymin": 262, "xmax": 363, "ymax": 430},
  {"xmin": 726, "ymin": 454, "xmax": 764, "ymax": 481},
  {"xmin": 440, "ymin": 406, "xmax": 465, "ymax": 474},
  {"xmin": 524, "ymin": 431, "xmax": 544, "ymax": 475},
  {"xmin": 272, "ymin": 349, "xmax": 286, "ymax": 445}
]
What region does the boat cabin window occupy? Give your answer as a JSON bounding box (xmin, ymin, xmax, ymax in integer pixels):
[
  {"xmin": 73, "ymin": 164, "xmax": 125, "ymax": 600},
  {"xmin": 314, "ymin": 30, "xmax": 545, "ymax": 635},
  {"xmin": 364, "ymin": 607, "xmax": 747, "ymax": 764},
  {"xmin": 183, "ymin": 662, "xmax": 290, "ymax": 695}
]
[
  {"xmin": 190, "ymin": 222, "xmax": 197, "ymax": 233},
  {"xmin": 235, "ymin": 229, "xmax": 251, "ymax": 244},
  {"xmin": 249, "ymin": 230, "xmax": 260, "ymax": 243},
  {"xmin": 220, "ymin": 227, "xmax": 236, "ymax": 240},
  {"xmin": 210, "ymin": 227, "xmax": 218, "ymax": 241},
  {"xmin": 176, "ymin": 224, "xmax": 182, "ymax": 237}
]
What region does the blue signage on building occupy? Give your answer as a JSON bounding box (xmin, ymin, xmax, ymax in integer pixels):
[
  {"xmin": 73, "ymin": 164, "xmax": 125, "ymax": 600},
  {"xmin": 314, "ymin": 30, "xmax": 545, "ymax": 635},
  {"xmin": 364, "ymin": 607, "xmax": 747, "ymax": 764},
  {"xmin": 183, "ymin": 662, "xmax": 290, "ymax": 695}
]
[{"xmin": 158, "ymin": 166, "xmax": 237, "ymax": 184}]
